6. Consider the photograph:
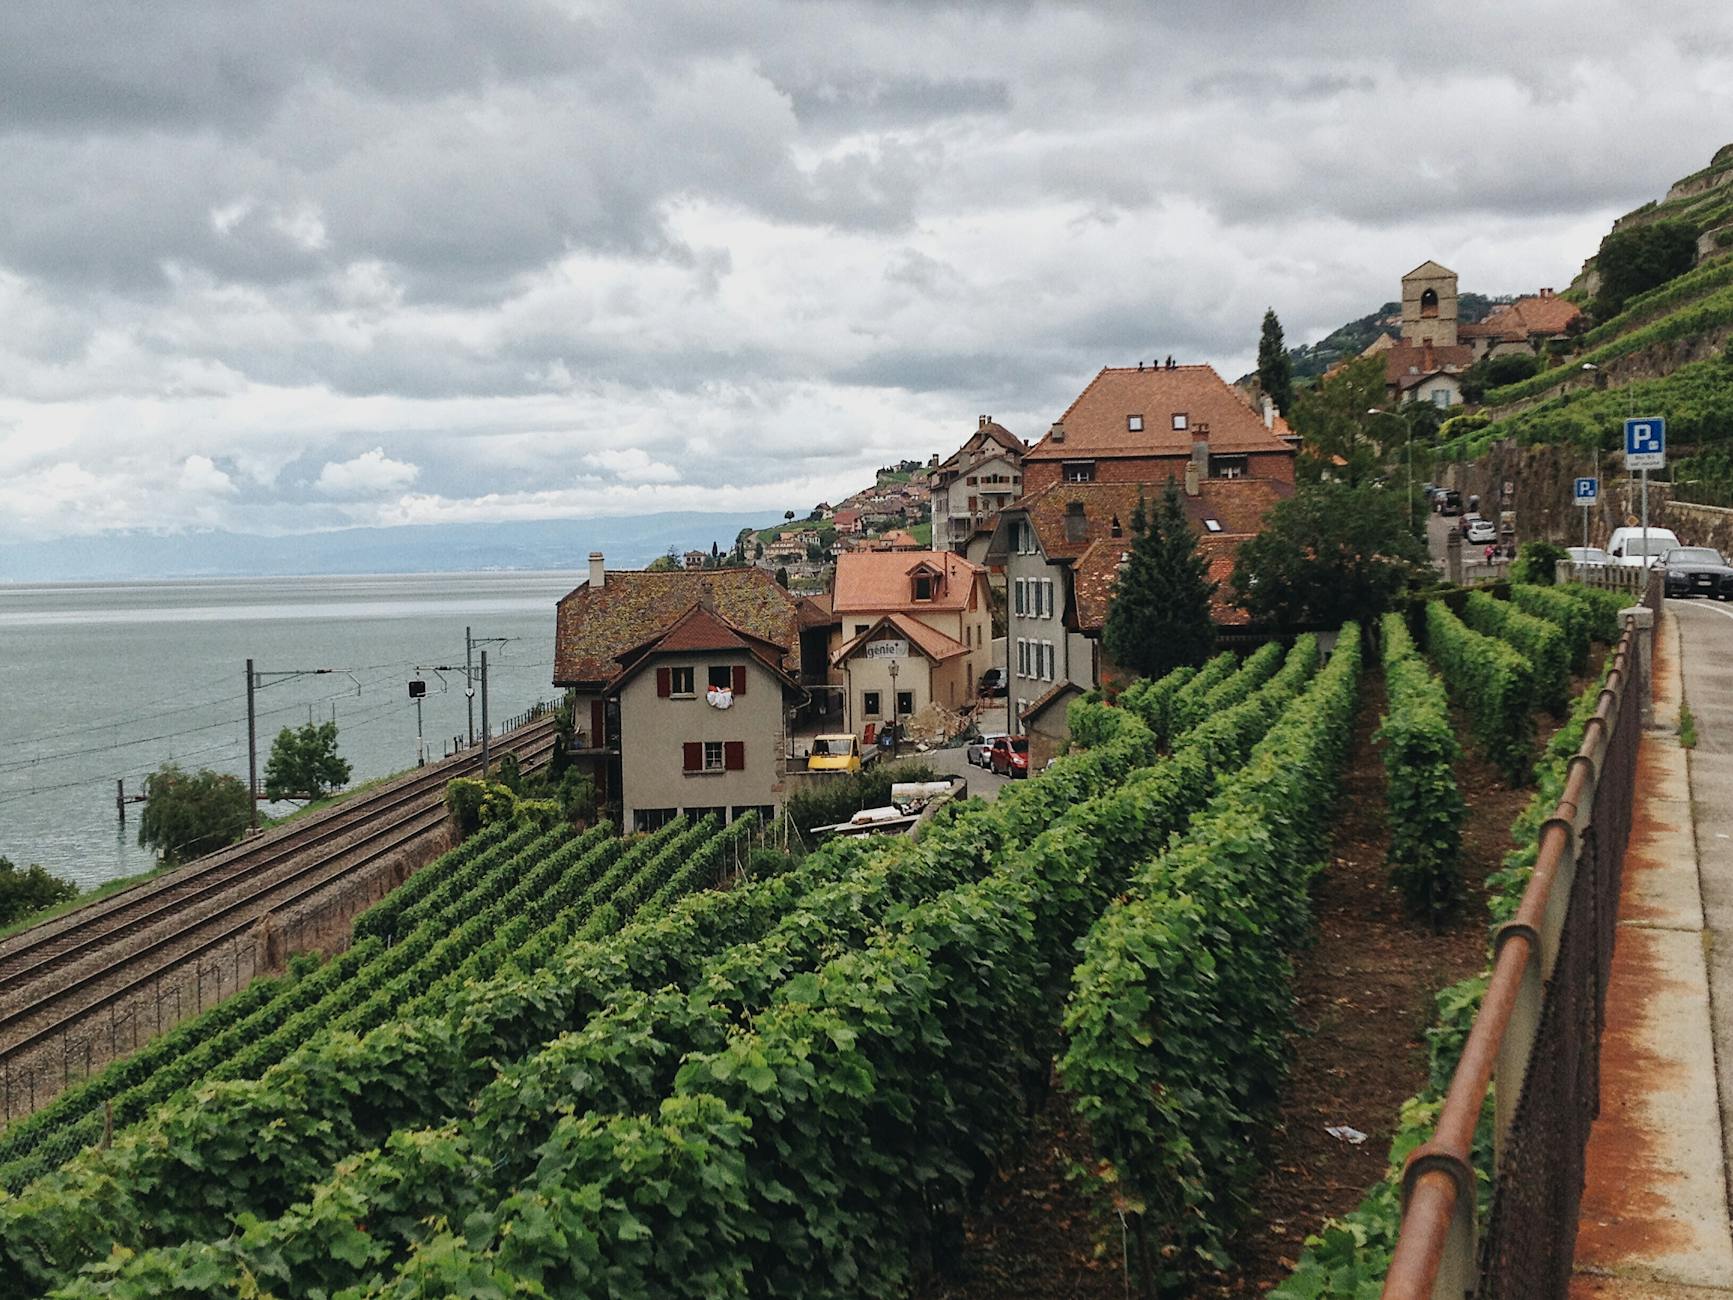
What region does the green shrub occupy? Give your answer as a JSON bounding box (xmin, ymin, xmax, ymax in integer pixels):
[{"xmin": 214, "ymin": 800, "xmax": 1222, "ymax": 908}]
[
  {"xmin": 444, "ymin": 777, "xmax": 488, "ymax": 833},
  {"xmin": 1510, "ymin": 583, "xmax": 1592, "ymax": 672},
  {"xmin": 0, "ymin": 859, "xmax": 78, "ymax": 929},
  {"xmin": 1509, "ymin": 540, "xmax": 1567, "ymax": 585},
  {"xmin": 1463, "ymin": 590, "xmax": 1571, "ymax": 714},
  {"xmin": 1557, "ymin": 581, "xmax": 1637, "ymax": 643},
  {"xmin": 1425, "ymin": 600, "xmax": 1535, "ymax": 784},
  {"xmin": 1377, "ymin": 614, "xmax": 1464, "ymax": 925}
]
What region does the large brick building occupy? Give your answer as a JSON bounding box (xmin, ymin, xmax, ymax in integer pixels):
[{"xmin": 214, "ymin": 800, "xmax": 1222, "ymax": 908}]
[{"xmin": 1021, "ymin": 362, "xmax": 1296, "ymax": 494}]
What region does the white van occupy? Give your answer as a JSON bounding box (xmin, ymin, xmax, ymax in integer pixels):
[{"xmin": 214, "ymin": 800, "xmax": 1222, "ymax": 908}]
[{"xmin": 1606, "ymin": 526, "xmax": 1682, "ymax": 568}]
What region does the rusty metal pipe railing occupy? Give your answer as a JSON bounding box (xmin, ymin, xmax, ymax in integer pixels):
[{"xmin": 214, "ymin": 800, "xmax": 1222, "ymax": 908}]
[{"xmin": 1383, "ymin": 617, "xmax": 1642, "ymax": 1300}]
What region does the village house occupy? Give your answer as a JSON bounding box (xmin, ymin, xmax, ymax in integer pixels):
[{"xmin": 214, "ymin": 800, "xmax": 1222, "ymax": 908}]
[
  {"xmin": 931, "ymin": 415, "xmax": 1027, "ymax": 562},
  {"xmin": 1459, "ymin": 288, "xmax": 1583, "ymax": 361},
  {"xmin": 987, "ymin": 475, "xmax": 1291, "ymax": 762},
  {"xmin": 828, "ymin": 550, "xmax": 992, "ymax": 741},
  {"xmin": 1021, "ymin": 363, "xmax": 1297, "ymax": 495},
  {"xmin": 832, "ymin": 508, "xmax": 863, "ymax": 535},
  {"xmin": 682, "ymin": 550, "xmax": 708, "ymax": 570},
  {"xmin": 552, "ymin": 555, "xmax": 804, "ymax": 828}
]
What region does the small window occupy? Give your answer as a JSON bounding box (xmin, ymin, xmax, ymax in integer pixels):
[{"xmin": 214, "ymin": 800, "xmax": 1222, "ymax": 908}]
[
  {"xmin": 1172, "ymin": 412, "xmax": 1188, "ymax": 431},
  {"xmin": 1203, "ymin": 518, "xmax": 1223, "ymax": 533},
  {"xmin": 1109, "ymin": 514, "xmax": 1122, "ymax": 538},
  {"xmin": 863, "ymin": 690, "xmax": 882, "ymax": 716},
  {"xmin": 855, "ymin": 623, "xmax": 870, "ymax": 636},
  {"xmin": 1063, "ymin": 461, "xmax": 1095, "ymax": 484},
  {"xmin": 896, "ymin": 691, "xmax": 914, "ymax": 716},
  {"xmin": 703, "ymin": 741, "xmax": 725, "ymax": 772},
  {"xmin": 707, "ymin": 665, "xmax": 732, "ymax": 690},
  {"xmin": 914, "ymin": 575, "xmax": 932, "ymax": 601},
  {"xmin": 1014, "ymin": 579, "xmax": 1025, "ymax": 616},
  {"xmin": 634, "ymin": 807, "xmax": 677, "ymax": 833},
  {"xmin": 1127, "ymin": 414, "xmax": 1144, "ymax": 432},
  {"xmin": 670, "ymin": 666, "xmax": 695, "ymax": 696},
  {"xmin": 1432, "ymin": 388, "xmax": 1450, "ymax": 408}
]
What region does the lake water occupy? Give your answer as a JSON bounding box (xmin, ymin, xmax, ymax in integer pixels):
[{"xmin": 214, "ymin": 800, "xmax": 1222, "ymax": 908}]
[{"xmin": 0, "ymin": 572, "xmax": 579, "ymax": 889}]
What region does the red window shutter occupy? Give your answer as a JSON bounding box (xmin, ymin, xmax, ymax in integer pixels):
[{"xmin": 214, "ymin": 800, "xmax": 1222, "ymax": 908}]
[
  {"xmin": 656, "ymin": 667, "xmax": 671, "ymax": 697},
  {"xmin": 683, "ymin": 741, "xmax": 702, "ymax": 772},
  {"xmin": 724, "ymin": 741, "xmax": 745, "ymax": 771},
  {"xmin": 731, "ymin": 665, "xmax": 747, "ymax": 695},
  {"xmin": 590, "ymin": 700, "xmax": 605, "ymax": 744}
]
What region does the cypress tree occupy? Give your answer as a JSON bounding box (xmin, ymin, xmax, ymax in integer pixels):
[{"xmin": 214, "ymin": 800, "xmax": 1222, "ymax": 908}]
[
  {"xmin": 1101, "ymin": 482, "xmax": 1217, "ymax": 680},
  {"xmin": 1257, "ymin": 307, "xmax": 1293, "ymax": 416}
]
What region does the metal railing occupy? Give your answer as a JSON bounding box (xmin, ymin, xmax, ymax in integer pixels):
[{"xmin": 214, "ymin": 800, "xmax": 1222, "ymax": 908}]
[{"xmin": 1383, "ymin": 611, "xmax": 1648, "ymax": 1299}]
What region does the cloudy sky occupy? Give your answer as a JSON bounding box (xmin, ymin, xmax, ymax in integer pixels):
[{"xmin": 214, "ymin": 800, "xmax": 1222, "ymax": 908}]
[{"xmin": 2, "ymin": 1, "xmax": 1730, "ymax": 542}]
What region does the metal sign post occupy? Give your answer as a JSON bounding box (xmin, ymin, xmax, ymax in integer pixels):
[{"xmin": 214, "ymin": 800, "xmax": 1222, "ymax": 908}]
[
  {"xmin": 1573, "ymin": 476, "xmax": 1598, "ymax": 551},
  {"xmin": 1624, "ymin": 417, "xmax": 1666, "ymax": 568}
]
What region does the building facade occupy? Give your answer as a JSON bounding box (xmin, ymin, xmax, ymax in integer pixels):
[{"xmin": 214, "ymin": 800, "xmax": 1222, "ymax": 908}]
[{"xmin": 931, "ymin": 415, "xmax": 1026, "ymax": 558}]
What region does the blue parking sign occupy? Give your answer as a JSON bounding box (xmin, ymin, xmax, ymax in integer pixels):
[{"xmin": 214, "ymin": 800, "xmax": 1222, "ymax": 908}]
[
  {"xmin": 1625, "ymin": 417, "xmax": 1666, "ymax": 470},
  {"xmin": 1574, "ymin": 476, "xmax": 1598, "ymax": 505}
]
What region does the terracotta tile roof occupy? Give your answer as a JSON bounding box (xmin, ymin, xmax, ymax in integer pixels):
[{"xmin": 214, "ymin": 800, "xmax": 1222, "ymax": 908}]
[
  {"xmin": 878, "ymin": 529, "xmax": 921, "ymax": 549},
  {"xmin": 831, "ymin": 612, "xmax": 968, "ymax": 666},
  {"xmin": 796, "ymin": 591, "xmax": 835, "ymax": 630},
  {"xmin": 1025, "ymin": 365, "xmax": 1298, "ymax": 461},
  {"xmin": 1384, "ymin": 341, "xmax": 1474, "ymax": 390},
  {"xmin": 1007, "ymin": 478, "xmax": 1292, "ymax": 564},
  {"xmin": 832, "ymin": 549, "xmax": 984, "ymax": 614},
  {"xmin": 605, "ymin": 603, "xmax": 797, "ymax": 692},
  {"xmin": 1069, "ymin": 535, "xmax": 1250, "ymax": 630},
  {"xmin": 1463, "ymin": 294, "xmax": 1582, "ymax": 341},
  {"xmin": 554, "ymin": 566, "xmax": 799, "ymax": 687}
]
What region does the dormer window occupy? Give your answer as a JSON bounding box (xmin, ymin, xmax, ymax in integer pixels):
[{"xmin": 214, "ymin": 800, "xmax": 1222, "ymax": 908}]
[
  {"xmin": 1109, "ymin": 514, "xmax": 1123, "ymax": 538},
  {"xmin": 914, "ymin": 575, "xmax": 933, "ymax": 601},
  {"xmin": 1203, "ymin": 518, "xmax": 1223, "ymax": 533},
  {"xmin": 1172, "ymin": 413, "xmax": 1189, "ymax": 431},
  {"xmin": 1127, "ymin": 414, "xmax": 1143, "ymax": 432}
]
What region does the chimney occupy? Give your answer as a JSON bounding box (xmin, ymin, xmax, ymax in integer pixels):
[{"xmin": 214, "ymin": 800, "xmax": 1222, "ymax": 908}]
[
  {"xmin": 1165, "ymin": 355, "xmax": 1175, "ymax": 370},
  {"xmin": 1191, "ymin": 431, "xmax": 1209, "ymax": 482},
  {"xmin": 1137, "ymin": 360, "xmax": 1145, "ymax": 372},
  {"xmin": 588, "ymin": 551, "xmax": 605, "ymax": 589},
  {"xmin": 1423, "ymin": 340, "xmax": 1435, "ymax": 372},
  {"xmin": 1539, "ymin": 287, "xmax": 1553, "ymax": 298},
  {"xmin": 1064, "ymin": 500, "xmax": 1087, "ymax": 543},
  {"xmin": 1261, "ymin": 394, "xmax": 1275, "ymax": 430},
  {"xmin": 1050, "ymin": 420, "xmax": 1065, "ymax": 444},
  {"xmin": 978, "ymin": 414, "xmax": 989, "ymax": 429},
  {"xmin": 1184, "ymin": 459, "xmax": 1200, "ymax": 497}
]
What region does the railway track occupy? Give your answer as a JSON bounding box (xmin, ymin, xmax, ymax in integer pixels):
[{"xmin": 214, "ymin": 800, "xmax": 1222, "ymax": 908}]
[{"xmin": 0, "ymin": 716, "xmax": 558, "ymax": 1061}]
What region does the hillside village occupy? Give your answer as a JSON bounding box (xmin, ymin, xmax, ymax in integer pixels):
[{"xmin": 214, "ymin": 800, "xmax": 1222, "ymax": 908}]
[{"xmin": 548, "ymin": 141, "xmax": 1733, "ymax": 835}]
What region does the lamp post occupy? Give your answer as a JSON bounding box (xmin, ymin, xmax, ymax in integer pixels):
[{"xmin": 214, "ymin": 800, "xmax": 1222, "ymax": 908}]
[
  {"xmin": 1367, "ymin": 408, "xmax": 1413, "ymax": 532},
  {"xmin": 887, "ymin": 657, "xmax": 900, "ymax": 758}
]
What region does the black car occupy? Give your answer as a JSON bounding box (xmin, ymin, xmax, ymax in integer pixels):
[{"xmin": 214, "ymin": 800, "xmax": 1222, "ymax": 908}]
[{"xmin": 1661, "ymin": 546, "xmax": 1733, "ymax": 599}]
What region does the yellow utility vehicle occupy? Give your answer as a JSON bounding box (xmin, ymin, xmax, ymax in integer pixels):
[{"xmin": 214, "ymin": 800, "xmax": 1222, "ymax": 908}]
[{"xmin": 805, "ymin": 733, "xmax": 872, "ymax": 773}]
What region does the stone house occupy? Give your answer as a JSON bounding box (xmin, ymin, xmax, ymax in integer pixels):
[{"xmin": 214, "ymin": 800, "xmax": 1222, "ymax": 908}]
[{"xmin": 1458, "ymin": 289, "xmax": 1583, "ymax": 361}]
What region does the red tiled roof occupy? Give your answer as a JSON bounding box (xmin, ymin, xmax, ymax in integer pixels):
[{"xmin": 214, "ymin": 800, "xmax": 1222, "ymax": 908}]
[
  {"xmin": 1384, "ymin": 341, "xmax": 1473, "ymax": 390},
  {"xmin": 1463, "ymin": 295, "xmax": 1582, "ymax": 342},
  {"xmin": 832, "ymin": 549, "xmax": 984, "ymax": 614},
  {"xmin": 553, "ymin": 566, "xmax": 798, "ymax": 687},
  {"xmin": 1025, "ymin": 365, "xmax": 1297, "ymax": 461},
  {"xmin": 1020, "ymin": 679, "xmax": 1085, "ymax": 726},
  {"xmin": 796, "ymin": 591, "xmax": 836, "ymax": 630},
  {"xmin": 605, "ymin": 603, "xmax": 796, "ymax": 692},
  {"xmin": 1007, "ymin": 478, "xmax": 1292, "ymax": 564},
  {"xmin": 1070, "ymin": 535, "xmax": 1251, "ymax": 630},
  {"xmin": 831, "ymin": 612, "xmax": 968, "ymax": 666}
]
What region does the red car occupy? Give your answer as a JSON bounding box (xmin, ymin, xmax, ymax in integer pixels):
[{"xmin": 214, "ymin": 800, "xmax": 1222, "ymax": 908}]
[{"xmin": 989, "ymin": 735, "xmax": 1030, "ymax": 778}]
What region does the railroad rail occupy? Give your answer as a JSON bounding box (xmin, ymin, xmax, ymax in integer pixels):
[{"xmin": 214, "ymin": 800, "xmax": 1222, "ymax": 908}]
[{"xmin": 0, "ymin": 712, "xmax": 558, "ymax": 1064}]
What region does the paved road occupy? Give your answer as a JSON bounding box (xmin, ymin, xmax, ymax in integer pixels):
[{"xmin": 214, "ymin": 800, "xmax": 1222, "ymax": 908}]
[
  {"xmin": 922, "ymin": 744, "xmax": 1013, "ymax": 802},
  {"xmin": 1674, "ymin": 596, "xmax": 1733, "ymax": 1200}
]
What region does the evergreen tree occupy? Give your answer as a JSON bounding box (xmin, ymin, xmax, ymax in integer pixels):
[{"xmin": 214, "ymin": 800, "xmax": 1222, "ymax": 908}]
[
  {"xmin": 1101, "ymin": 482, "xmax": 1217, "ymax": 679},
  {"xmin": 1257, "ymin": 307, "xmax": 1294, "ymax": 415}
]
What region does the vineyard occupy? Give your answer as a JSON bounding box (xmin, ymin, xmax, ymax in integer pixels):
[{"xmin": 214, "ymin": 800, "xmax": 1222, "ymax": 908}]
[{"xmin": 0, "ymin": 579, "xmax": 1638, "ymax": 1298}]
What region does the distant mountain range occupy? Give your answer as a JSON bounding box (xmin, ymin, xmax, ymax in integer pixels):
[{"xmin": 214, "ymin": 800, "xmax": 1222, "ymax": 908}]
[{"xmin": 0, "ymin": 513, "xmax": 775, "ymax": 583}]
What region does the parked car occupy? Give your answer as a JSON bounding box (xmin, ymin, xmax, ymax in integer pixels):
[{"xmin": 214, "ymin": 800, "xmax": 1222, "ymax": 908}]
[
  {"xmin": 1457, "ymin": 512, "xmax": 1481, "ymax": 537},
  {"xmin": 978, "ymin": 668, "xmax": 1007, "ymax": 699},
  {"xmin": 1606, "ymin": 526, "xmax": 1683, "ymax": 568},
  {"xmin": 1662, "ymin": 546, "xmax": 1733, "ymax": 599},
  {"xmin": 966, "ymin": 732, "xmax": 1009, "ymax": 768},
  {"xmin": 1566, "ymin": 546, "xmax": 1610, "ymax": 566},
  {"xmin": 1435, "ymin": 489, "xmax": 1462, "ymax": 516},
  {"xmin": 1466, "ymin": 517, "xmax": 1497, "ymax": 544},
  {"xmin": 989, "ymin": 735, "xmax": 1030, "ymax": 778}
]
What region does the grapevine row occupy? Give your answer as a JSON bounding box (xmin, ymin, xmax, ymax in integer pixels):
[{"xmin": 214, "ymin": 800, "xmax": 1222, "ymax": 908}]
[
  {"xmin": 1379, "ymin": 612, "xmax": 1466, "ymax": 924},
  {"xmin": 1425, "ymin": 600, "xmax": 1535, "ymax": 784}
]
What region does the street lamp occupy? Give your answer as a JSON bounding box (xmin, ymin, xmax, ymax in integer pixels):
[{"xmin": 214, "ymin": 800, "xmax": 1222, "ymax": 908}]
[
  {"xmin": 887, "ymin": 658, "xmax": 900, "ymax": 758},
  {"xmin": 1367, "ymin": 408, "xmax": 1413, "ymax": 532}
]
